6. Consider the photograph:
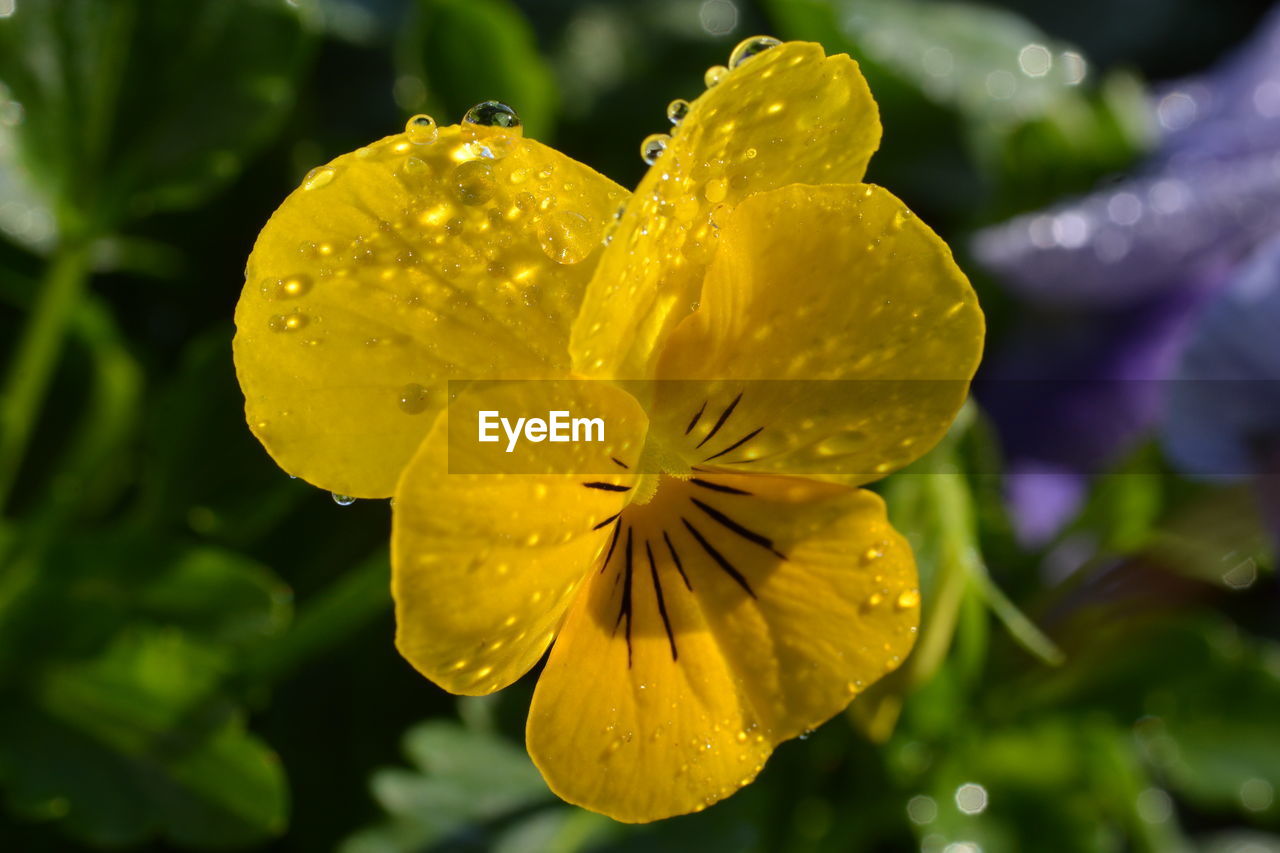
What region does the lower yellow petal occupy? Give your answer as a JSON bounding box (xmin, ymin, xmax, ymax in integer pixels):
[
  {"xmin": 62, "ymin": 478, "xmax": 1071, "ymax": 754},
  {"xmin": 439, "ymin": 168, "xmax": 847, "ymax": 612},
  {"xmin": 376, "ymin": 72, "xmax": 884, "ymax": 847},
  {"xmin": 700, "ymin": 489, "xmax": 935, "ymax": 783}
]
[
  {"xmin": 526, "ymin": 473, "xmax": 917, "ymax": 821},
  {"xmin": 392, "ymin": 380, "xmax": 648, "ymax": 696},
  {"xmin": 234, "ymin": 126, "xmax": 626, "ymax": 498}
]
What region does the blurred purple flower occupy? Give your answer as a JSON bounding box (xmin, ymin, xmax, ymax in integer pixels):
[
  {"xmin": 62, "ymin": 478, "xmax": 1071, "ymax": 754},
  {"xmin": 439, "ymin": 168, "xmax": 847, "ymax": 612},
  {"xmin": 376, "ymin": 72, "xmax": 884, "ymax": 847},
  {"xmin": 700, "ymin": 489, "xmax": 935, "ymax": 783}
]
[
  {"xmin": 973, "ymin": 7, "xmax": 1280, "ymax": 545},
  {"xmin": 1164, "ymin": 235, "xmax": 1280, "ymax": 478}
]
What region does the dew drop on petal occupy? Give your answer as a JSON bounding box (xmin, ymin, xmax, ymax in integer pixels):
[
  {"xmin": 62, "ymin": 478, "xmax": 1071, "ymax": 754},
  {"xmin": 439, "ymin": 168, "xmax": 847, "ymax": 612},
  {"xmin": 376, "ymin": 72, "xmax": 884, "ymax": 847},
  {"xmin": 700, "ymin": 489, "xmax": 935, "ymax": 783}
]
[
  {"xmin": 896, "ymin": 589, "xmax": 920, "ymax": 610},
  {"xmin": 302, "ymin": 167, "xmax": 334, "ymax": 190},
  {"xmin": 641, "ymin": 133, "xmax": 670, "ymax": 165},
  {"xmin": 332, "ymin": 493, "xmax": 356, "ymax": 506},
  {"xmin": 704, "ymin": 65, "xmax": 729, "ymax": 88},
  {"xmin": 398, "ymin": 383, "xmax": 431, "ymax": 414},
  {"xmin": 268, "ymin": 311, "xmax": 308, "ymax": 332},
  {"xmin": 667, "ymin": 98, "xmax": 690, "ymax": 125},
  {"xmin": 280, "ymin": 274, "xmax": 311, "ymax": 298},
  {"xmin": 537, "ymin": 210, "xmax": 595, "ymax": 265},
  {"xmin": 728, "ymin": 35, "xmax": 781, "ymax": 69},
  {"xmin": 405, "ymin": 113, "xmax": 438, "ymax": 145},
  {"xmin": 703, "ymin": 178, "xmax": 728, "ymax": 204},
  {"xmin": 463, "ymin": 100, "xmax": 521, "ymax": 130},
  {"xmin": 452, "ymin": 160, "xmax": 496, "ymax": 205}
]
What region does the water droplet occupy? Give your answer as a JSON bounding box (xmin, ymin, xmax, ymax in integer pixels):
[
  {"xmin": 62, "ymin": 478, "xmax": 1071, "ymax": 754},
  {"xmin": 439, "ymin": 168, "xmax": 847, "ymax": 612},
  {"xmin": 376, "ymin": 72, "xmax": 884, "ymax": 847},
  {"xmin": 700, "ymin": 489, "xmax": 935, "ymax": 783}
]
[
  {"xmin": 398, "ymin": 383, "xmax": 431, "ymax": 414},
  {"xmin": 640, "ymin": 133, "xmax": 670, "ymax": 165},
  {"xmin": 404, "ymin": 113, "xmax": 438, "ymax": 145},
  {"xmin": 537, "ymin": 210, "xmax": 595, "ymax": 265},
  {"xmin": 896, "ymin": 589, "xmax": 920, "ymax": 610},
  {"xmin": 667, "ymin": 98, "xmax": 690, "ymax": 125},
  {"xmin": 452, "ymin": 160, "xmax": 495, "ymax": 205},
  {"xmin": 463, "ymin": 100, "xmax": 521, "ymax": 130},
  {"xmin": 474, "ymin": 134, "xmax": 515, "ymax": 160},
  {"xmin": 729, "ymin": 35, "xmax": 781, "ymax": 69},
  {"xmin": 303, "ymin": 167, "xmax": 334, "ymax": 190},
  {"xmin": 268, "ymin": 311, "xmax": 308, "ymax": 332},
  {"xmin": 864, "ymin": 592, "xmax": 884, "ymax": 609},
  {"xmin": 279, "ymin": 274, "xmax": 311, "ymax": 298},
  {"xmin": 861, "ymin": 543, "xmax": 885, "ymax": 565},
  {"xmin": 332, "ymin": 493, "xmax": 356, "ymax": 506},
  {"xmin": 704, "ymin": 65, "xmax": 729, "ymax": 88},
  {"xmin": 815, "ymin": 429, "xmax": 867, "ymax": 456},
  {"xmin": 703, "ymin": 178, "xmax": 728, "ymax": 204}
]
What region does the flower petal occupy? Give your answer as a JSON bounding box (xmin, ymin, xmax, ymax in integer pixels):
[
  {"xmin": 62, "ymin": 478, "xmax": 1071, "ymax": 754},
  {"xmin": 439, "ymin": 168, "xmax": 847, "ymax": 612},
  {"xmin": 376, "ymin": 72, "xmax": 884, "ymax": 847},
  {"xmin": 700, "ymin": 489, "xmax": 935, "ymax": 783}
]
[
  {"xmin": 571, "ymin": 41, "xmax": 881, "ymax": 379},
  {"xmin": 392, "ymin": 380, "xmax": 649, "ymax": 696},
  {"xmin": 234, "ymin": 126, "xmax": 627, "ymax": 498},
  {"xmin": 651, "ymin": 184, "xmax": 983, "ymax": 483},
  {"xmin": 527, "ymin": 474, "xmax": 917, "ymax": 822}
]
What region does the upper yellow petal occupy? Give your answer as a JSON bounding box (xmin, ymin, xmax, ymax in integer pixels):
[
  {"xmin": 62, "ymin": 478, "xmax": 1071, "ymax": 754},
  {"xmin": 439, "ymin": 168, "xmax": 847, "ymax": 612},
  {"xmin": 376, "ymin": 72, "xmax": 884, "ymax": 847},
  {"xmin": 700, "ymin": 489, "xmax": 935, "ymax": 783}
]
[
  {"xmin": 650, "ymin": 183, "xmax": 984, "ymax": 483},
  {"xmin": 527, "ymin": 473, "xmax": 916, "ymax": 822},
  {"xmin": 570, "ymin": 41, "xmax": 881, "ymax": 380},
  {"xmin": 234, "ymin": 125, "xmax": 627, "ymax": 498},
  {"xmin": 392, "ymin": 379, "xmax": 648, "ymax": 696}
]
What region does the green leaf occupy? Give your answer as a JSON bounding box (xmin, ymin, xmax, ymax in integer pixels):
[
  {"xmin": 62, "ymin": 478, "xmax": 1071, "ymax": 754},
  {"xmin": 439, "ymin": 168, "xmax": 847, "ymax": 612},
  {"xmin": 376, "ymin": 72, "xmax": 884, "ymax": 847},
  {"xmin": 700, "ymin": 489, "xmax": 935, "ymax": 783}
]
[
  {"xmin": 136, "ymin": 548, "xmax": 293, "ymax": 650},
  {"xmin": 0, "ymin": 532, "xmax": 290, "ymax": 681},
  {"xmin": 1131, "ymin": 625, "xmax": 1280, "ymax": 822},
  {"xmin": 0, "ymin": 0, "xmax": 312, "ymax": 242},
  {"xmin": 766, "ymin": 0, "xmax": 1150, "ymax": 215},
  {"xmin": 896, "ymin": 717, "xmax": 1186, "ymax": 853},
  {"xmin": 0, "ymin": 627, "xmax": 288, "ymax": 848},
  {"xmin": 396, "ymin": 0, "xmax": 557, "ymax": 140},
  {"xmin": 138, "ymin": 328, "xmax": 313, "ymax": 546},
  {"xmin": 342, "ymin": 720, "xmax": 552, "ymax": 853}
]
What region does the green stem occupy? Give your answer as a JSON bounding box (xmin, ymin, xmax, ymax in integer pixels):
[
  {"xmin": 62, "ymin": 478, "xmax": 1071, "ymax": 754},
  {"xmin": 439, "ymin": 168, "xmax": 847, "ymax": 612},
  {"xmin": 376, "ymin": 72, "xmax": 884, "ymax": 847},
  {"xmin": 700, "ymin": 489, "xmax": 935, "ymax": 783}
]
[{"xmin": 0, "ymin": 243, "xmax": 91, "ymax": 515}]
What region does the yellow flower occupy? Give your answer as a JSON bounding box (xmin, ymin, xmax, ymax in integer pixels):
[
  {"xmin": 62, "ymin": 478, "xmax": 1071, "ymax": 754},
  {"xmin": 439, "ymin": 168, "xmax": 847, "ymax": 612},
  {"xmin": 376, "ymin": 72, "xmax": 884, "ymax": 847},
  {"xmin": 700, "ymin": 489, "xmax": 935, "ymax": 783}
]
[{"xmin": 234, "ymin": 38, "xmax": 983, "ymax": 822}]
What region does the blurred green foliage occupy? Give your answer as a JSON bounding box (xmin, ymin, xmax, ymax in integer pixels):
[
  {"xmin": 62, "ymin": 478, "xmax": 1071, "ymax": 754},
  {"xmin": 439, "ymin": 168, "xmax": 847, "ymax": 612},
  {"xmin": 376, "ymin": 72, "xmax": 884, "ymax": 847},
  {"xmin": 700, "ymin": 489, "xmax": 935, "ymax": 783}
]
[{"xmin": 0, "ymin": 0, "xmax": 1277, "ymax": 850}]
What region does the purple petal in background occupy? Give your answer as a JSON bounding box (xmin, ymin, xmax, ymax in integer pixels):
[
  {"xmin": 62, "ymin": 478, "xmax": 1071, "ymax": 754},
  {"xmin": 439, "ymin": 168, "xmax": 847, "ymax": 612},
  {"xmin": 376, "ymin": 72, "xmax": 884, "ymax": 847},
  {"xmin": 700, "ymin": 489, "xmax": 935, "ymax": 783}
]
[
  {"xmin": 1164, "ymin": 235, "xmax": 1280, "ymax": 478},
  {"xmin": 1005, "ymin": 462, "xmax": 1089, "ymax": 546},
  {"xmin": 971, "ymin": 156, "xmax": 1280, "ymax": 309},
  {"xmin": 1154, "ymin": 5, "xmax": 1280, "ymax": 165}
]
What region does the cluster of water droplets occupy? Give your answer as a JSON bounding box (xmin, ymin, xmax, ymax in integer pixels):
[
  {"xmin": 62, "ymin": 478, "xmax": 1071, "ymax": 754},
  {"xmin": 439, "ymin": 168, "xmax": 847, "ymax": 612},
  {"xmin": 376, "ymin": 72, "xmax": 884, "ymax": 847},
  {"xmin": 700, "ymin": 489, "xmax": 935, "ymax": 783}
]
[
  {"xmin": 637, "ymin": 35, "xmax": 781, "ymax": 167},
  {"xmin": 250, "ymin": 98, "xmax": 620, "ymax": 430}
]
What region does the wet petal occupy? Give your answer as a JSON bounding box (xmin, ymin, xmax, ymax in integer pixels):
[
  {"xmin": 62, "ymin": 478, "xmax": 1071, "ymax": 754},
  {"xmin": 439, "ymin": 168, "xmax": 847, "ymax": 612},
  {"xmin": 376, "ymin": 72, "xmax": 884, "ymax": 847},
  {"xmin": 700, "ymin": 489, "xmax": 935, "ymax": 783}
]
[
  {"xmin": 392, "ymin": 380, "xmax": 648, "ymax": 695},
  {"xmin": 527, "ymin": 474, "xmax": 916, "ymax": 821},
  {"xmin": 234, "ymin": 125, "xmax": 627, "ymax": 498},
  {"xmin": 571, "ymin": 41, "xmax": 881, "ymax": 379},
  {"xmin": 651, "ymin": 184, "xmax": 982, "ymax": 483}
]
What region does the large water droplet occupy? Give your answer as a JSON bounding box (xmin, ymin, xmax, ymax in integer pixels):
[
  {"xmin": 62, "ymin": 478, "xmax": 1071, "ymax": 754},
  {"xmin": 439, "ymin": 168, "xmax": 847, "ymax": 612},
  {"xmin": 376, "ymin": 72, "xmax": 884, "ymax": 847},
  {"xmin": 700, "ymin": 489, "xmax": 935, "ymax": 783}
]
[
  {"xmin": 452, "ymin": 160, "xmax": 496, "ymax": 205},
  {"xmin": 729, "ymin": 35, "xmax": 781, "ymax": 69},
  {"xmin": 332, "ymin": 493, "xmax": 356, "ymax": 506},
  {"xmin": 537, "ymin": 210, "xmax": 595, "ymax": 265},
  {"xmin": 302, "ymin": 167, "xmax": 334, "ymax": 190},
  {"xmin": 398, "ymin": 383, "xmax": 431, "ymax": 414},
  {"xmin": 667, "ymin": 98, "xmax": 690, "ymax": 125},
  {"xmin": 463, "ymin": 100, "xmax": 521, "ymax": 130},
  {"xmin": 640, "ymin": 133, "xmax": 670, "ymax": 165},
  {"xmin": 704, "ymin": 65, "xmax": 729, "ymax": 88},
  {"xmin": 404, "ymin": 113, "xmax": 438, "ymax": 145},
  {"xmin": 896, "ymin": 589, "xmax": 920, "ymax": 610}
]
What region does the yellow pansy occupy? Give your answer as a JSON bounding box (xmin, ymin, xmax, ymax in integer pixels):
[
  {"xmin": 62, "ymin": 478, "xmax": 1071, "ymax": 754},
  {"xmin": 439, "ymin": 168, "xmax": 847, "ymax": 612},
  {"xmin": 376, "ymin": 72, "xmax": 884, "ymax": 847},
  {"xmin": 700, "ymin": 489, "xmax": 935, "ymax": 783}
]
[{"xmin": 234, "ymin": 37, "xmax": 983, "ymax": 823}]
